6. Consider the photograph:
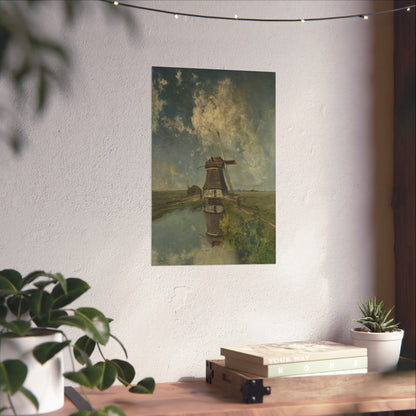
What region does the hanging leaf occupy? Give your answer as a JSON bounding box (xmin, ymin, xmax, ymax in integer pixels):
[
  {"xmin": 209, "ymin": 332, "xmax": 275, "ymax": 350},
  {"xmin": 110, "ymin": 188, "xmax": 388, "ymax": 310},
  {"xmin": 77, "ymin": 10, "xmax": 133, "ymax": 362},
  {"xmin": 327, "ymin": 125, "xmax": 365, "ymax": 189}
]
[
  {"xmin": 110, "ymin": 359, "xmax": 135, "ymax": 386},
  {"xmin": 64, "ymin": 366, "xmax": 102, "ymax": 389},
  {"xmin": 51, "ymin": 278, "xmax": 90, "ymax": 309},
  {"xmin": 19, "ymin": 386, "xmax": 39, "ymax": 411},
  {"xmin": 74, "ymin": 335, "xmax": 96, "ymax": 365},
  {"xmin": 54, "ymin": 309, "xmax": 109, "ymax": 346},
  {"xmin": 94, "ymin": 361, "xmax": 117, "ymax": 391},
  {"xmin": 0, "ymin": 359, "xmax": 27, "ymax": 395},
  {"xmin": 0, "ymin": 319, "xmax": 31, "ymax": 336},
  {"xmin": 128, "ymin": 377, "xmax": 155, "ymax": 394},
  {"xmin": 33, "ymin": 340, "xmax": 70, "ymax": 364},
  {"xmin": 74, "ymin": 308, "xmax": 110, "ymax": 345}
]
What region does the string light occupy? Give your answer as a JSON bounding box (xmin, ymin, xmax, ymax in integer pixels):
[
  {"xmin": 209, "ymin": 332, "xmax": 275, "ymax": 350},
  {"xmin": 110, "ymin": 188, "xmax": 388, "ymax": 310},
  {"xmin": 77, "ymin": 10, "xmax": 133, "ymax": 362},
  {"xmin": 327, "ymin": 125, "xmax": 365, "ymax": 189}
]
[{"xmin": 99, "ymin": 0, "xmax": 415, "ymax": 23}]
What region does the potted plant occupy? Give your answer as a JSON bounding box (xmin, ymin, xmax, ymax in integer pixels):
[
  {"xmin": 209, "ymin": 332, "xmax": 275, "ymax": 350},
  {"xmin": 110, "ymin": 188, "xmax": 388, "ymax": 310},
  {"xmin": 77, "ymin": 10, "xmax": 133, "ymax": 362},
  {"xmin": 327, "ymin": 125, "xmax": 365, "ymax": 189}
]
[
  {"xmin": 0, "ymin": 269, "xmax": 155, "ymax": 416},
  {"xmin": 351, "ymin": 296, "xmax": 404, "ymax": 372}
]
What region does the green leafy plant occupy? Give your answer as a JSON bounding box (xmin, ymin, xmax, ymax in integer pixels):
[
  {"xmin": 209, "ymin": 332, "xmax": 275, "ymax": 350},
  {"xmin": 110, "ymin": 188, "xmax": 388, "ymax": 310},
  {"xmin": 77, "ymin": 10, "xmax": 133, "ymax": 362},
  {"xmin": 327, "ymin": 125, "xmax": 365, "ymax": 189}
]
[
  {"xmin": 0, "ymin": 269, "xmax": 155, "ymax": 416},
  {"xmin": 353, "ymin": 296, "xmax": 400, "ymax": 333}
]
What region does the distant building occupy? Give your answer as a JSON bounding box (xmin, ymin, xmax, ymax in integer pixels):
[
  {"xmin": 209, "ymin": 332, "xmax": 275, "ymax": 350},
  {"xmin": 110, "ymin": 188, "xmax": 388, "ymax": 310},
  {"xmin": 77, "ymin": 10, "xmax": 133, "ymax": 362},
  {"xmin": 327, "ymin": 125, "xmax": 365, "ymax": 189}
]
[{"xmin": 187, "ymin": 185, "xmax": 202, "ymax": 197}]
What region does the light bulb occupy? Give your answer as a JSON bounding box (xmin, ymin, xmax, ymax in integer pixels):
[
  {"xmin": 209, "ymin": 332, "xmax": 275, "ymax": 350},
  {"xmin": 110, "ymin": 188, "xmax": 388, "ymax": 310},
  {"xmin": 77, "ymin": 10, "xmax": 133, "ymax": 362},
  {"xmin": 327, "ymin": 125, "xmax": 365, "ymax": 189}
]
[
  {"xmin": 113, "ymin": 1, "xmax": 119, "ymax": 5},
  {"xmin": 300, "ymin": 18, "xmax": 305, "ymax": 23},
  {"xmin": 234, "ymin": 14, "xmax": 238, "ymax": 19},
  {"xmin": 174, "ymin": 14, "xmax": 179, "ymax": 19},
  {"xmin": 363, "ymin": 15, "xmax": 369, "ymax": 20}
]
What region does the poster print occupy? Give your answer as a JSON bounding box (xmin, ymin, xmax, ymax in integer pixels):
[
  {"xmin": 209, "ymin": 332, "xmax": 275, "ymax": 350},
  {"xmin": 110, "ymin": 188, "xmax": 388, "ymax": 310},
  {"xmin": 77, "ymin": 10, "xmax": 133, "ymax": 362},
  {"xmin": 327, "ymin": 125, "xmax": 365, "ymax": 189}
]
[{"xmin": 152, "ymin": 67, "xmax": 275, "ymax": 266}]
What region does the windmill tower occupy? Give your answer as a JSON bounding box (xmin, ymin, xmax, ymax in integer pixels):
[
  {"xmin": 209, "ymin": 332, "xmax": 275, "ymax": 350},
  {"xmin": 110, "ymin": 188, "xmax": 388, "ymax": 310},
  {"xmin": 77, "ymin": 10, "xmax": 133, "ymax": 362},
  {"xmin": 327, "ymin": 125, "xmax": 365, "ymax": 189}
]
[{"xmin": 202, "ymin": 131, "xmax": 236, "ymax": 204}]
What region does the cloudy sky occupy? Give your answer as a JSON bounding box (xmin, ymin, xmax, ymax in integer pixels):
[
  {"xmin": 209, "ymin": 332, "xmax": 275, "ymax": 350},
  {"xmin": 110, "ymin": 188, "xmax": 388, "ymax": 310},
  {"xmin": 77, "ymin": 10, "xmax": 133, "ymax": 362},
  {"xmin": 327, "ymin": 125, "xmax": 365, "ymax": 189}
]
[{"xmin": 152, "ymin": 67, "xmax": 275, "ymax": 192}]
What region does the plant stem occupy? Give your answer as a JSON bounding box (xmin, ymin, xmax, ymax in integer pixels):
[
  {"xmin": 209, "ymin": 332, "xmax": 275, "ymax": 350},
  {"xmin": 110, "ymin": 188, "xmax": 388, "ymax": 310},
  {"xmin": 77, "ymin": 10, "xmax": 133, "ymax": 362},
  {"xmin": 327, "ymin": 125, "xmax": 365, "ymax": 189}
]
[
  {"xmin": 7, "ymin": 393, "xmax": 17, "ymax": 416},
  {"xmin": 97, "ymin": 343, "xmax": 106, "ymax": 361},
  {"xmin": 61, "ymin": 332, "xmax": 94, "ymax": 411}
]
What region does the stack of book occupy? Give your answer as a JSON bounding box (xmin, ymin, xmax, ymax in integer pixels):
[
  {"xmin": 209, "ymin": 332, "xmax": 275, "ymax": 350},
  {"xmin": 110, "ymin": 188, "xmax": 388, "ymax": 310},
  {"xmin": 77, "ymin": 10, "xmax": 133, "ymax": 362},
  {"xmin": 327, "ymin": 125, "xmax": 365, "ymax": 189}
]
[{"xmin": 220, "ymin": 341, "xmax": 368, "ymax": 378}]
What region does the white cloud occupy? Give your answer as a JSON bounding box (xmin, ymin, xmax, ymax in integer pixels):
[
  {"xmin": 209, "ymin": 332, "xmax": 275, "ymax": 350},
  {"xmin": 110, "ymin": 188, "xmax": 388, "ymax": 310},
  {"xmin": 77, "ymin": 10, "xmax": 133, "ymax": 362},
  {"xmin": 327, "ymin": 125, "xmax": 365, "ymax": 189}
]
[
  {"xmin": 190, "ymin": 78, "xmax": 273, "ymax": 188},
  {"xmin": 161, "ymin": 115, "xmax": 194, "ymax": 135}
]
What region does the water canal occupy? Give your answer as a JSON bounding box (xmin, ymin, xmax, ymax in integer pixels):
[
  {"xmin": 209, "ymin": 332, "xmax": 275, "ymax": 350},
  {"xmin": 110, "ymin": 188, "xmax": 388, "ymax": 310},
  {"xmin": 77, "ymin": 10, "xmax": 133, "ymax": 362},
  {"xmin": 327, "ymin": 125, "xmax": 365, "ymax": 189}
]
[{"xmin": 152, "ymin": 206, "xmax": 239, "ymax": 265}]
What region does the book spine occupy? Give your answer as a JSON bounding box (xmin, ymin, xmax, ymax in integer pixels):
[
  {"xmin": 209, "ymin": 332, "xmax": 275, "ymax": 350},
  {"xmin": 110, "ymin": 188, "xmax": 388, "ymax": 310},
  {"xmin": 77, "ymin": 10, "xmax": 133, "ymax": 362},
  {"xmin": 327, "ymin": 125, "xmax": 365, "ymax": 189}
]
[
  {"xmin": 225, "ymin": 356, "xmax": 368, "ymax": 377},
  {"xmin": 286, "ymin": 368, "xmax": 368, "ymax": 377},
  {"xmin": 267, "ymin": 356, "xmax": 368, "ymax": 377}
]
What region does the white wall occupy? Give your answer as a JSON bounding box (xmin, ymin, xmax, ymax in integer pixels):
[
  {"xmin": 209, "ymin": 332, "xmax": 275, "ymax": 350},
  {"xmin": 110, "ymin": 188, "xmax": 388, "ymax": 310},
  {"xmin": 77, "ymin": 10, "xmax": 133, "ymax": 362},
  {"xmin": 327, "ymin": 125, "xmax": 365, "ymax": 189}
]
[{"xmin": 0, "ymin": 1, "xmax": 394, "ymax": 382}]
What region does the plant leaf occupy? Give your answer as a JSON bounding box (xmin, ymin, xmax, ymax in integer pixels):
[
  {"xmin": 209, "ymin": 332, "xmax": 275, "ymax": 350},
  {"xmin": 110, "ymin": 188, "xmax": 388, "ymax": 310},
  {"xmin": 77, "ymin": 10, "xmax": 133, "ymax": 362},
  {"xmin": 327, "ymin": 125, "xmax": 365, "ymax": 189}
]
[
  {"xmin": 0, "ymin": 319, "xmax": 31, "ymax": 336},
  {"xmin": 54, "ymin": 310, "xmax": 109, "ymax": 345},
  {"xmin": 47, "ymin": 309, "xmax": 69, "ymax": 328},
  {"xmin": 7, "ymin": 295, "xmax": 30, "ymax": 318},
  {"xmin": 64, "ymin": 366, "xmax": 102, "ymax": 389},
  {"xmin": 0, "ymin": 270, "xmax": 22, "ymax": 291},
  {"xmin": 0, "ymin": 359, "xmax": 27, "ymax": 395},
  {"xmin": 22, "ymin": 270, "xmax": 50, "ymax": 287},
  {"xmin": 110, "ymin": 359, "xmax": 135, "ymax": 386},
  {"xmin": 94, "ymin": 361, "xmax": 117, "ymax": 391},
  {"xmin": 74, "ymin": 335, "xmax": 96, "ymax": 365},
  {"xmin": 29, "ymin": 290, "xmax": 53, "ymax": 326},
  {"xmin": 0, "ymin": 276, "xmax": 19, "ymax": 296},
  {"xmin": 0, "ymin": 303, "xmax": 7, "ymax": 321},
  {"xmin": 33, "ymin": 340, "xmax": 70, "ymax": 364},
  {"xmin": 128, "ymin": 377, "xmax": 155, "ymax": 394},
  {"xmin": 68, "ymin": 412, "xmax": 91, "ymax": 416},
  {"xmin": 97, "ymin": 406, "xmax": 127, "ymax": 416},
  {"xmin": 68, "ymin": 407, "xmax": 127, "ymax": 416},
  {"xmin": 51, "ymin": 278, "xmax": 90, "ymax": 308},
  {"xmin": 19, "ymin": 386, "xmax": 39, "ymax": 411},
  {"xmin": 74, "ymin": 308, "xmax": 110, "ymax": 345}
]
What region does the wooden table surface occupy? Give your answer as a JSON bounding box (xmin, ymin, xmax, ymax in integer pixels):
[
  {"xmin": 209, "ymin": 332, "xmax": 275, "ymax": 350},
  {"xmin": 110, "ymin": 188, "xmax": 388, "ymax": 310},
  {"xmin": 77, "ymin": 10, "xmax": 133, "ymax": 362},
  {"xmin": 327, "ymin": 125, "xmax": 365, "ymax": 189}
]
[{"xmin": 51, "ymin": 371, "xmax": 416, "ymax": 416}]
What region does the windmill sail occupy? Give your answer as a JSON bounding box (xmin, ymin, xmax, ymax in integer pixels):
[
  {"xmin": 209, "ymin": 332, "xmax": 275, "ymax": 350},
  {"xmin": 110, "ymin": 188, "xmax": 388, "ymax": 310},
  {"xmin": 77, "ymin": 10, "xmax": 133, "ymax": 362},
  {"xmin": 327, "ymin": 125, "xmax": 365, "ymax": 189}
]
[
  {"xmin": 216, "ymin": 130, "xmax": 235, "ymax": 194},
  {"xmin": 223, "ymin": 163, "xmax": 234, "ymax": 194}
]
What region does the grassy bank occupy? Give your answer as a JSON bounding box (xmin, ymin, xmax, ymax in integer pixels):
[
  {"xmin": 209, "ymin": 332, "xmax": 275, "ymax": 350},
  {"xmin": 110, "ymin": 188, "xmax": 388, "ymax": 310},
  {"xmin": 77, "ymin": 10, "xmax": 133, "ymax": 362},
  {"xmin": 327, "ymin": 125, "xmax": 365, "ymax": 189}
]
[{"xmin": 222, "ymin": 197, "xmax": 276, "ymax": 264}]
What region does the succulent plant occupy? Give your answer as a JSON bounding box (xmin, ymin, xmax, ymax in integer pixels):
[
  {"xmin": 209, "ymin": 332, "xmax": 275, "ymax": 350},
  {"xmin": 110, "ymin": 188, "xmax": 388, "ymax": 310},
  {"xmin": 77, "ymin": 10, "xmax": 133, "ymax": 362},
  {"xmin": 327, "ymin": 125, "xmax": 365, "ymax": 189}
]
[{"xmin": 353, "ymin": 296, "xmax": 400, "ymax": 333}]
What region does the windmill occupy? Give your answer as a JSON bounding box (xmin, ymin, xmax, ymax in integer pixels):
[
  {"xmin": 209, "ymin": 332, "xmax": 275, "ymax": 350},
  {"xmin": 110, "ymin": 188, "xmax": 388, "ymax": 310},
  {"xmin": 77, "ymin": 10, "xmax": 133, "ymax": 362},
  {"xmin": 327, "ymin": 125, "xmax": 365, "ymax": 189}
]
[{"xmin": 202, "ymin": 131, "xmax": 236, "ymax": 204}]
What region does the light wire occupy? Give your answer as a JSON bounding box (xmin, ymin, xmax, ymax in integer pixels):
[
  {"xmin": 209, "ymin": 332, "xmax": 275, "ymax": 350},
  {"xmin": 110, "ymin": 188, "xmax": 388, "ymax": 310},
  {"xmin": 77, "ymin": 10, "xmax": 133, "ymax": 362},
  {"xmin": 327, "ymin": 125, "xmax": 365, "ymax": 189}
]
[{"xmin": 100, "ymin": 1, "xmax": 415, "ymax": 23}]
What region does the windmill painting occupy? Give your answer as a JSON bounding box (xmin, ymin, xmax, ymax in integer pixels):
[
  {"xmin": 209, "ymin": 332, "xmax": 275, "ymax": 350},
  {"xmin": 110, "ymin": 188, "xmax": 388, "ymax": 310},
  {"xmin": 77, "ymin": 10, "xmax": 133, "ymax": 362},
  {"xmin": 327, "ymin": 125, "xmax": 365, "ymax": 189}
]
[{"xmin": 152, "ymin": 67, "xmax": 275, "ymax": 266}]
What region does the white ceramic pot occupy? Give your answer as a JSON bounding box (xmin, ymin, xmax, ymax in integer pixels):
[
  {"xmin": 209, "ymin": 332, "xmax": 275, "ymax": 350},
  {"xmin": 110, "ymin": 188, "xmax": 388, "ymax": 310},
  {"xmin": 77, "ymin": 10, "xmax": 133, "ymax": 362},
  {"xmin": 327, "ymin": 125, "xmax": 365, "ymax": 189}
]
[
  {"xmin": 0, "ymin": 329, "xmax": 64, "ymax": 415},
  {"xmin": 351, "ymin": 328, "xmax": 404, "ymax": 372}
]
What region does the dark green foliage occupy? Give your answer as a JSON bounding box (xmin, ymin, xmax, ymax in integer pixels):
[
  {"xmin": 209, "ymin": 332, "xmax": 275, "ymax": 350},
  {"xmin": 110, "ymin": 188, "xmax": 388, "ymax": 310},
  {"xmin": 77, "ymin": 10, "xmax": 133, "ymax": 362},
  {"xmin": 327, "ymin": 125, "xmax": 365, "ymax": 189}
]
[
  {"xmin": 0, "ymin": 0, "xmax": 135, "ymax": 154},
  {"xmin": 0, "ymin": 269, "xmax": 155, "ymax": 415}
]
